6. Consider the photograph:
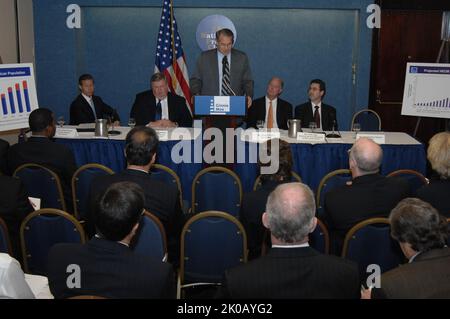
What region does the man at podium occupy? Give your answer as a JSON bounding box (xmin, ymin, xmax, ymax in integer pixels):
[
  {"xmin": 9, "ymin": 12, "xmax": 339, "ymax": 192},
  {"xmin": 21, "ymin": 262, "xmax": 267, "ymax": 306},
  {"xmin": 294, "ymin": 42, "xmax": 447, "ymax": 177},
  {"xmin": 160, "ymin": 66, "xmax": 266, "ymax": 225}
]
[{"xmin": 190, "ymin": 28, "xmax": 254, "ymax": 130}]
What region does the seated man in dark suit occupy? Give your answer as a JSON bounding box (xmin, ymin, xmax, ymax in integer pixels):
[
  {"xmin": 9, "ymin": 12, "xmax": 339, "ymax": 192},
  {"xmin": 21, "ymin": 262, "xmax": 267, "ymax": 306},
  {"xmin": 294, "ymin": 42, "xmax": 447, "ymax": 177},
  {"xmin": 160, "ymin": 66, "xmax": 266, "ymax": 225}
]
[
  {"xmin": 366, "ymin": 198, "xmax": 450, "ymax": 299},
  {"xmin": 246, "ymin": 77, "xmax": 292, "ymax": 130},
  {"xmin": 7, "ymin": 108, "xmax": 77, "ymax": 211},
  {"xmin": 69, "ymin": 74, "xmax": 120, "ymax": 125},
  {"xmin": 323, "ymin": 138, "xmax": 410, "ymax": 254},
  {"xmin": 0, "ymin": 139, "xmax": 9, "ymax": 174},
  {"xmin": 87, "ymin": 126, "xmax": 183, "ymax": 264},
  {"xmin": 240, "ymin": 139, "xmax": 293, "ymax": 259},
  {"xmin": 0, "ymin": 176, "xmax": 33, "ymax": 260},
  {"xmin": 130, "ymin": 72, "xmax": 192, "ymax": 128},
  {"xmin": 295, "ymin": 79, "xmax": 338, "ymax": 131},
  {"xmin": 47, "ymin": 181, "xmax": 176, "ymax": 299},
  {"xmin": 220, "ymin": 183, "xmax": 360, "ymax": 299}
]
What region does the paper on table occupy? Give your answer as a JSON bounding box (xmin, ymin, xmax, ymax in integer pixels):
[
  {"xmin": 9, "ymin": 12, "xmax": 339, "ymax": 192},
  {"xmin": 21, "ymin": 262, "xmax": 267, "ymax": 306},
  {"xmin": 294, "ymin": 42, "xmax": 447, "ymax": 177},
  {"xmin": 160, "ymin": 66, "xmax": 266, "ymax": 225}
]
[{"xmin": 28, "ymin": 197, "xmax": 41, "ymax": 211}]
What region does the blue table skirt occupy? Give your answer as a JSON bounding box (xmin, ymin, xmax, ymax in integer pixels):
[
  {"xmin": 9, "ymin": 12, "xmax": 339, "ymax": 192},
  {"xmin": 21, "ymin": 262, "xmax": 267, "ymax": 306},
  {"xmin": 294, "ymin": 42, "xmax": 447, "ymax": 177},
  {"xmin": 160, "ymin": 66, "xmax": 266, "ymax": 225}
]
[{"xmin": 57, "ymin": 139, "xmax": 426, "ymax": 202}]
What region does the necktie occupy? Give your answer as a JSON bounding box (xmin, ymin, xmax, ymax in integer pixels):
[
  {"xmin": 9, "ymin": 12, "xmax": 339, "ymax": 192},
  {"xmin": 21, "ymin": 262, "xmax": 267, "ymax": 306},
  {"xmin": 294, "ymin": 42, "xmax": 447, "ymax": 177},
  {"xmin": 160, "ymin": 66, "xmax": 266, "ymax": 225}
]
[
  {"xmin": 221, "ymin": 56, "xmax": 232, "ymax": 96},
  {"xmin": 88, "ymin": 98, "xmax": 97, "ymax": 120},
  {"xmin": 314, "ymin": 105, "xmax": 321, "ymax": 128},
  {"xmin": 155, "ymin": 99, "xmax": 162, "ymax": 121},
  {"xmin": 267, "ymin": 100, "xmax": 274, "ymax": 129}
]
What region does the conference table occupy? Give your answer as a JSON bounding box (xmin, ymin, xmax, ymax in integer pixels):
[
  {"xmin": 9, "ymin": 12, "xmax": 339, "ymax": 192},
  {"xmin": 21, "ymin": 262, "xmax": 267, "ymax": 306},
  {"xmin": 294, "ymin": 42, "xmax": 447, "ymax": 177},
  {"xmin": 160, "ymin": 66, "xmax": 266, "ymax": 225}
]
[{"xmin": 55, "ymin": 126, "xmax": 426, "ymax": 205}]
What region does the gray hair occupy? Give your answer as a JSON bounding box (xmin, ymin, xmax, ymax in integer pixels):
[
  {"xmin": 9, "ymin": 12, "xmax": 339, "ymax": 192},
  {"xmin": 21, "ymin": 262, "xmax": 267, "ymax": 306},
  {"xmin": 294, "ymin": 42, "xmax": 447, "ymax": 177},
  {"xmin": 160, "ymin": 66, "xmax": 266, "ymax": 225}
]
[
  {"xmin": 349, "ymin": 138, "xmax": 383, "ymax": 174},
  {"xmin": 151, "ymin": 72, "xmax": 167, "ymax": 83},
  {"xmin": 265, "ymin": 183, "xmax": 316, "ymax": 243}
]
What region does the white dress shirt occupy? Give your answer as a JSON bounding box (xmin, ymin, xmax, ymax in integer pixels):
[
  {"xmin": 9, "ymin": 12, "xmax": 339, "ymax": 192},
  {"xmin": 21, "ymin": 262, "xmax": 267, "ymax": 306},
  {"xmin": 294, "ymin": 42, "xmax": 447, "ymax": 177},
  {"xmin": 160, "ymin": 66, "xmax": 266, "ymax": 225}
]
[
  {"xmin": 217, "ymin": 50, "xmax": 232, "ymax": 95},
  {"xmin": 82, "ymin": 93, "xmax": 97, "ymax": 120},
  {"xmin": 0, "ymin": 253, "xmax": 34, "ymax": 299},
  {"xmin": 156, "ymin": 96, "xmax": 169, "ymax": 120},
  {"xmin": 265, "ymin": 97, "xmax": 278, "ymax": 129},
  {"xmin": 310, "ymin": 101, "xmax": 323, "ymax": 129}
]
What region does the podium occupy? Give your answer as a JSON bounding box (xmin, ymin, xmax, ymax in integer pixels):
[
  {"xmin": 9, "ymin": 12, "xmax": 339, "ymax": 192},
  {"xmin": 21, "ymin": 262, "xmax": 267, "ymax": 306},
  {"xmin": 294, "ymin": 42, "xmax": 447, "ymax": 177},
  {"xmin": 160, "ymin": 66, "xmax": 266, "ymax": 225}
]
[{"xmin": 194, "ymin": 95, "xmax": 246, "ymax": 117}]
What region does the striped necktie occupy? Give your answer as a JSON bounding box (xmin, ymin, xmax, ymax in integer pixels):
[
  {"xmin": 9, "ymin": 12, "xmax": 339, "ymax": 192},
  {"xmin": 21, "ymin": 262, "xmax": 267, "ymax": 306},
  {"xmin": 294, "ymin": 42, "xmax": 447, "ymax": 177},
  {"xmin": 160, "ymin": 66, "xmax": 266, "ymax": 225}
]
[{"xmin": 221, "ymin": 56, "xmax": 232, "ymax": 96}]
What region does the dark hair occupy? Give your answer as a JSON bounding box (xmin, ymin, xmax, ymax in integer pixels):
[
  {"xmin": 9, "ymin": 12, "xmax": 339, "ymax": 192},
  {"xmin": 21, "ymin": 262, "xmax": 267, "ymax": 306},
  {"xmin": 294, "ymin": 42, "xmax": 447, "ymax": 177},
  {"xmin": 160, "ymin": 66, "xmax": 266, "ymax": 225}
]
[
  {"xmin": 259, "ymin": 139, "xmax": 293, "ymax": 183},
  {"xmin": 29, "ymin": 108, "xmax": 54, "ymax": 132},
  {"xmin": 78, "ymin": 74, "xmax": 94, "ymax": 85},
  {"xmin": 215, "ymin": 28, "xmax": 234, "ymax": 44},
  {"xmin": 95, "ymin": 182, "xmax": 144, "ymax": 241},
  {"xmin": 390, "ymin": 198, "xmax": 448, "ymax": 252},
  {"xmin": 310, "ymin": 79, "xmax": 326, "ymax": 97},
  {"xmin": 124, "ymin": 126, "xmax": 159, "ymax": 166},
  {"xmin": 151, "ymin": 72, "xmax": 167, "ymax": 83}
]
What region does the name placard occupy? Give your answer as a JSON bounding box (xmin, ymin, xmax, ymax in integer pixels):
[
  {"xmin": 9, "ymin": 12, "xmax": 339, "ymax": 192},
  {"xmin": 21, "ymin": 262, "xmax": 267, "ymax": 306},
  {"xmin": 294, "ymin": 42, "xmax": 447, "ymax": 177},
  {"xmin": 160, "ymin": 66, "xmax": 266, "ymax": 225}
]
[
  {"xmin": 296, "ymin": 132, "xmax": 326, "ymax": 143},
  {"xmin": 156, "ymin": 130, "xmax": 169, "ymax": 140},
  {"xmin": 356, "ymin": 133, "xmax": 385, "ymax": 144},
  {"xmin": 251, "ymin": 131, "xmax": 281, "ymax": 142},
  {"xmin": 55, "ymin": 128, "xmax": 79, "ymax": 138}
]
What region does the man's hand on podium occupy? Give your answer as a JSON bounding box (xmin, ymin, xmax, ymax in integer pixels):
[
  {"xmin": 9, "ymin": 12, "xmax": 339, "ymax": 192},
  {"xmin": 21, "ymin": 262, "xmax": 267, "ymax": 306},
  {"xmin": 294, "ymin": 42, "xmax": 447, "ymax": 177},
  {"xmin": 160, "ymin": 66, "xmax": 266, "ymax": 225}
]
[{"xmin": 247, "ymin": 96, "xmax": 252, "ymax": 108}]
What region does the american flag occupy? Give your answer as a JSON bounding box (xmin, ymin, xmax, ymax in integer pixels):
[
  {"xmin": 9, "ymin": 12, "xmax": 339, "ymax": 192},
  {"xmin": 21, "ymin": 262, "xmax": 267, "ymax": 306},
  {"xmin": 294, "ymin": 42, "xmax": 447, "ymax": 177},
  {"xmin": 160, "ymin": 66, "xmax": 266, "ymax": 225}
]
[{"xmin": 154, "ymin": 0, "xmax": 192, "ymax": 113}]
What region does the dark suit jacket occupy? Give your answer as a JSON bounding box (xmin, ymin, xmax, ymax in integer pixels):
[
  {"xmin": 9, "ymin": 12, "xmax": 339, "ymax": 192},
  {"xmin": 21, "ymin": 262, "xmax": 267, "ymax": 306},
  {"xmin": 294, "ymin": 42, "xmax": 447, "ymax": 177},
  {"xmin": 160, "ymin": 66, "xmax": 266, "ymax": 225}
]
[
  {"xmin": 295, "ymin": 102, "xmax": 338, "ymax": 131},
  {"xmin": 47, "ymin": 237, "xmax": 176, "ymax": 299},
  {"xmin": 6, "ymin": 137, "xmax": 77, "ymax": 210},
  {"xmin": 246, "ymin": 97, "xmax": 293, "ymax": 130},
  {"xmin": 417, "ymin": 178, "xmax": 450, "ymax": 217},
  {"xmin": 87, "ymin": 169, "xmax": 184, "ymax": 263},
  {"xmin": 130, "ymin": 91, "xmax": 192, "ymax": 127},
  {"xmin": 190, "ymin": 48, "xmax": 253, "ymax": 97},
  {"xmin": 323, "ymin": 174, "xmax": 410, "ymax": 254},
  {"xmin": 0, "ymin": 139, "xmax": 9, "ymax": 174},
  {"xmin": 69, "ymin": 94, "xmax": 120, "ymax": 125},
  {"xmin": 0, "ymin": 176, "xmax": 33, "ymax": 259},
  {"xmin": 239, "ymin": 180, "xmax": 284, "ymax": 260},
  {"xmin": 372, "ymin": 247, "xmax": 450, "ymax": 299},
  {"xmin": 220, "ymin": 247, "xmax": 360, "ymax": 299}
]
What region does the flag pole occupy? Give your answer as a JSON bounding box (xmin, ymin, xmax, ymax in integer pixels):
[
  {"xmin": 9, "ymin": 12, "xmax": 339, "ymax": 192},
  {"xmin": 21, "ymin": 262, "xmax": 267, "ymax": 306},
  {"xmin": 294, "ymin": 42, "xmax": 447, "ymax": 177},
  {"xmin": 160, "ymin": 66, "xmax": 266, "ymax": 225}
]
[{"xmin": 169, "ymin": 0, "xmax": 178, "ymax": 91}]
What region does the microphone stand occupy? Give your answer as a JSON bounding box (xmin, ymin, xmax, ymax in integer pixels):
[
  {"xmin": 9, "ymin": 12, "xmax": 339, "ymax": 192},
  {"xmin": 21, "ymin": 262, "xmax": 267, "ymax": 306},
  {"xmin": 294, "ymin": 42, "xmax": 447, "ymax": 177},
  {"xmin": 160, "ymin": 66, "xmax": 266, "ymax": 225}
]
[{"xmin": 326, "ymin": 120, "xmax": 341, "ymax": 138}]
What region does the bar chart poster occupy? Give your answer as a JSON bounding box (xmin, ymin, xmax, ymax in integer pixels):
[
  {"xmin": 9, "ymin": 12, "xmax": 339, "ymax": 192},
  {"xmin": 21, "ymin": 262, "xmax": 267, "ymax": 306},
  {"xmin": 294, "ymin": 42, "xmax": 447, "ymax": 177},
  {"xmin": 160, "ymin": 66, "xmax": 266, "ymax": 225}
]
[
  {"xmin": 0, "ymin": 63, "xmax": 39, "ymax": 131},
  {"xmin": 402, "ymin": 62, "xmax": 450, "ymax": 119}
]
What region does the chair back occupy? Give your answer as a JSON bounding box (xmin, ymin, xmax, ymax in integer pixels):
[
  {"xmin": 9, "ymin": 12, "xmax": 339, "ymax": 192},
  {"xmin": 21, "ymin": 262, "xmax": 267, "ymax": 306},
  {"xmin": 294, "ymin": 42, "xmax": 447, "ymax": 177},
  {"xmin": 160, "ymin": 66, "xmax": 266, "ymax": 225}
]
[
  {"xmin": 0, "ymin": 217, "xmax": 12, "ymax": 254},
  {"xmin": 131, "ymin": 211, "xmax": 168, "ymax": 262},
  {"xmin": 149, "ymin": 164, "xmax": 184, "ymax": 209},
  {"xmin": 72, "ymin": 163, "xmax": 114, "ymax": 220},
  {"xmin": 351, "ymin": 109, "xmax": 381, "ymax": 131},
  {"xmin": 253, "ymin": 171, "xmax": 302, "ymax": 191},
  {"xmin": 20, "ymin": 209, "xmax": 86, "ymax": 274},
  {"xmin": 342, "ymin": 218, "xmax": 404, "ymax": 279},
  {"xmin": 14, "ymin": 163, "xmax": 66, "ymax": 211},
  {"xmin": 316, "ymin": 169, "xmax": 351, "ymax": 217},
  {"xmin": 192, "ymin": 167, "xmax": 242, "ymax": 216},
  {"xmin": 179, "ymin": 211, "xmax": 247, "ymax": 286},
  {"xmin": 309, "ymin": 219, "xmax": 330, "ymax": 254},
  {"xmin": 387, "ymin": 169, "xmax": 428, "ymax": 195}
]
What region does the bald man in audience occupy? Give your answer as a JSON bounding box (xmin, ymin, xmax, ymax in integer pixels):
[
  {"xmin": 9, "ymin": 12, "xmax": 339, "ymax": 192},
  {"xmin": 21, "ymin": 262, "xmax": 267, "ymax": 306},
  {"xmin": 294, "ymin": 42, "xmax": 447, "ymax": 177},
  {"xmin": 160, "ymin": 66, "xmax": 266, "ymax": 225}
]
[
  {"xmin": 323, "ymin": 138, "xmax": 410, "ymax": 254},
  {"xmin": 220, "ymin": 183, "xmax": 360, "ymax": 299}
]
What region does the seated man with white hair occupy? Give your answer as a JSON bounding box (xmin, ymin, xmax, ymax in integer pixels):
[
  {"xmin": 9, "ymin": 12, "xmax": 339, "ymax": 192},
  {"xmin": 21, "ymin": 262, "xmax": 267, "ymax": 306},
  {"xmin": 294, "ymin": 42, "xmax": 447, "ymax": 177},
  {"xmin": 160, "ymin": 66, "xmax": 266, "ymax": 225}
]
[
  {"xmin": 219, "ymin": 183, "xmax": 360, "ymax": 299},
  {"xmin": 323, "ymin": 137, "xmax": 410, "ymax": 254}
]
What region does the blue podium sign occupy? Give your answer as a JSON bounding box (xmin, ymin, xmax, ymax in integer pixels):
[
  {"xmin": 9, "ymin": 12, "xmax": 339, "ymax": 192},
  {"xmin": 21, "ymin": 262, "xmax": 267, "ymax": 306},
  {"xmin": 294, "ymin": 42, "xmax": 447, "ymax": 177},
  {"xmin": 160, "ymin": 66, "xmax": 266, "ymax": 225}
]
[{"xmin": 194, "ymin": 96, "xmax": 246, "ymax": 116}]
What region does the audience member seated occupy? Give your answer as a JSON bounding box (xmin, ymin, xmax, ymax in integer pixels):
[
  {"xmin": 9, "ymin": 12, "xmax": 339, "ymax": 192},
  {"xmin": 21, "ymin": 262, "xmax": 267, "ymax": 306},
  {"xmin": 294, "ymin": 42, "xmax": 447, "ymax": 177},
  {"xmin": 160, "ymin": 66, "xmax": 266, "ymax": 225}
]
[
  {"xmin": 0, "ymin": 253, "xmax": 35, "ymax": 299},
  {"xmin": 220, "ymin": 183, "xmax": 360, "ymax": 299},
  {"xmin": 6, "ymin": 108, "xmax": 77, "ymax": 211},
  {"xmin": 417, "ymin": 131, "xmax": 450, "ymax": 217},
  {"xmin": 366, "ymin": 198, "xmax": 450, "ymax": 299},
  {"xmin": 47, "ymin": 182, "xmax": 176, "ymax": 299},
  {"xmin": 0, "ymin": 175, "xmax": 33, "ymax": 260},
  {"xmin": 0, "ymin": 139, "xmax": 9, "ymax": 175},
  {"xmin": 87, "ymin": 126, "xmax": 183, "ymax": 264},
  {"xmin": 240, "ymin": 139, "xmax": 293, "ymax": 259},
  {"xmin": 323, "ymin": 137, "xmax": 409, "ymax": 254}
]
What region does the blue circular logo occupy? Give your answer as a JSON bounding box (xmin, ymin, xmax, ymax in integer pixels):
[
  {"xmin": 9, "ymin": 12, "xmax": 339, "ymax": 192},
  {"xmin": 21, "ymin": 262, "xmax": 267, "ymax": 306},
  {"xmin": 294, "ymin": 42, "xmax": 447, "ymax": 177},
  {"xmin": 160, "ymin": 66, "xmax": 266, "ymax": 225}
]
[{"xmin": 195, "ymin": 15, "xmax": 237, "ymax": 51}]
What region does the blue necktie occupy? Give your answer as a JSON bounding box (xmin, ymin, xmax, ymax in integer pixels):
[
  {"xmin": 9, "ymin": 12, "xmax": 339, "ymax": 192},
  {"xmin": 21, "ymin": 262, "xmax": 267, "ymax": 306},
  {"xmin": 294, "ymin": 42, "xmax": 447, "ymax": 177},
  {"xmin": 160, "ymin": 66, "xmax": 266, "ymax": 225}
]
[
  {"xmin": 88, "ymin": 98, "xmax": 97, "ymax": 120},
  {"xmin": 155, "ymin": 99, "xmax": 162, "ymax": 121}
]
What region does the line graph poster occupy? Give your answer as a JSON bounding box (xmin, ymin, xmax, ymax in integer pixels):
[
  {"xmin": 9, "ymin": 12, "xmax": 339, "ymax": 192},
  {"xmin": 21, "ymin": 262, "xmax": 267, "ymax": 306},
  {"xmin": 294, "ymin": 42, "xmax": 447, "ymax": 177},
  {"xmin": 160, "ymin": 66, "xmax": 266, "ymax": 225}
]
[
  {"xmin": 402, "ymin": 62, "xmax": 450, "ymax": 119},
  {"xmin": 0, "ymin": 63, "xmax": 39, "ymax": 131}
]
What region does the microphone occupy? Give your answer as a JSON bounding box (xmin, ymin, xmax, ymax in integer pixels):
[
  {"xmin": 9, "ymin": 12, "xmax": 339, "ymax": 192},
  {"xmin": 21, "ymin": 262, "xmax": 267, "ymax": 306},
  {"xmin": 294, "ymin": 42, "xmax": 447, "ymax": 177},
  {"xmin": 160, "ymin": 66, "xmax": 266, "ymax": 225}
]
[{"xmin": 326, "ymin": 115, "xmax": 341, "ymax": 138}]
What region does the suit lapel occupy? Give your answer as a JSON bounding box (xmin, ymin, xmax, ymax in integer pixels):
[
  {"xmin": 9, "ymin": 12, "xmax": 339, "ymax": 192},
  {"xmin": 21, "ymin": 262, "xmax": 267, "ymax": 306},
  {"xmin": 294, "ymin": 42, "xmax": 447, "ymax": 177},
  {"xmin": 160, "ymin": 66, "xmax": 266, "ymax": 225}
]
[
  {"xmin": 80, "ymin": 94, "xmax": 97, "ymax": 119},
  {"xmin": 211, "ymin": 50, "xmax": 220, "ymax": 94}
]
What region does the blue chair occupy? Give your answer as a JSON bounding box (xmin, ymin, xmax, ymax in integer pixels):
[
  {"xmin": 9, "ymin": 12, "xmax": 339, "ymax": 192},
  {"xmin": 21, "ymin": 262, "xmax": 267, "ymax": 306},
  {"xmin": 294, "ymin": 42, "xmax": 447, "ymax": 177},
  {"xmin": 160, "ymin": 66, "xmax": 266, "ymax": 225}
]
[
  {"xmin": 316, "ymin": 169, "xmax": 352, "ymax": 217},
  {"xmin": 253, "ymin": 171, "xmax": 302, "ymax": 191},
  {"xmin": 192, "ymin": 167, "xmax": 243, "ymax": 216},
  {"xmin": 387, "ymin": 169, "xmax": 429, "ymax": 195},
  {"xmin": 309, "ymin": 219, "xmax": 330, "ymax": 254},
  {"xmin": 351, "ymin": 109, "xmax": 382, "ymax": 131},
  {"xmin": 149, "ymin": 163, "xmax": 185, "ymax": 212},
  {"xmin": 72, "ymin": 163, "xmax": 114, "ymax": 220},
  {"xmin": 20, "ymin": 209, "xmax": 86, "ymax": 275},
  {"xmin": 0, "ymin": 217, "xmax": 12, "ymax": 254},
  {"xmin": 14, "ymin": 163, "xmax": 66, "ymax": 211},
  {"xmin": 132, "ymin": 211, "xmax": 167, "ymax": 262},
  {"xmin": 342, "ymin": 217, "xmax": 404, "ymax": 279},
  {"xmin": 178, "ymin": 211, "xmax": 247, "ymax": 297}
]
